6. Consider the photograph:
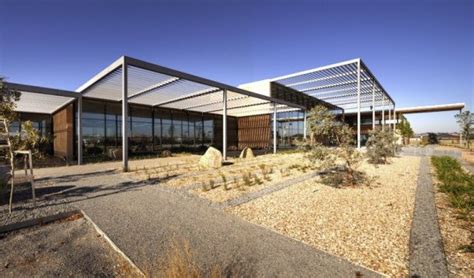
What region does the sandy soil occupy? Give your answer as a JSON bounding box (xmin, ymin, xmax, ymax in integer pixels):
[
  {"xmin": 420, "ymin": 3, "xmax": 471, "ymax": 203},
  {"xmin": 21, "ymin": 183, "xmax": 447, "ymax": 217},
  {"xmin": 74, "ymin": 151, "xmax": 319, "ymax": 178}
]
[
  {"xmin": 229, "ymin": 156, "xmax": 421, "ymax": 277},
  {"xmin": 0, "ymin": 215, "xmax": 141, "ymax": 277}
]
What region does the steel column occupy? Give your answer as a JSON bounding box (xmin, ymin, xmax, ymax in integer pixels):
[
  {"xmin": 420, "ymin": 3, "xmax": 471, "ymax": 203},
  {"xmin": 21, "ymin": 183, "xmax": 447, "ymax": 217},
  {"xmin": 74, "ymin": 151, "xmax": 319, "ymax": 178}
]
[
  {"xmin": 372, "ymin": 81, "xmax": 375, "ymax": 130},
  {"xmin": 388, "ymin": 106, "xmax": 392, "ymax": 130},
  {"xmin": 356, "ymin": 60, "xmax": 361, "ymax": 149},
  {"xmin": 382, "ymin": 95, "xmax": 385, "ymax": 129},
  {"xmin": 122, "ymin": 61, "xmax": 129, "ymax": 172},
  {"xmin": 273, "ymin": 103, "xmax": 277, "ymax": 154},
  {"xmin": 77, "ymin": 96, "xmax": 82, "ymax": 165},
  {"xmin": 222, "ymin": 89, "xmax": 227, "ymax": 160},
  {"xmin": 303, "ymin": 110, "xmax": 307, "ymax": 139}
]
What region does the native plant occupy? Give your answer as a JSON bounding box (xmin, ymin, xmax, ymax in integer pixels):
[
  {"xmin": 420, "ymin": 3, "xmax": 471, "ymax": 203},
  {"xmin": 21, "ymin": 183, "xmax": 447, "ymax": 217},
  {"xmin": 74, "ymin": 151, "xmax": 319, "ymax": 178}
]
[
  {"xmin": 455, "ymin": 110, "xmax": 472, "ymax": 149},
  {"xmin": 366, "ymin": 127, "xmax": 399, "ymax": 164},
  {"xmin": 396, "ymin": 115, "xmax": 414, "ymax": 145},
  {"xmin": 298, "ymin": 105, "xmax": 364, "ymax": 187}
]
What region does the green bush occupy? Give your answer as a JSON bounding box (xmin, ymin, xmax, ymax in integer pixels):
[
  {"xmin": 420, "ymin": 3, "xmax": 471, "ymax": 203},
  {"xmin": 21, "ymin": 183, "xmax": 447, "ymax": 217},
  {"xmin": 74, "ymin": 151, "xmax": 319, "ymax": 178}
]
[
  {"xmin": 431, "ymin": 156, "xmax": 473, "ymax": 218},
  {"xmin": 366, "ymin": 127, "xmax": 399, "ymax": 164}
]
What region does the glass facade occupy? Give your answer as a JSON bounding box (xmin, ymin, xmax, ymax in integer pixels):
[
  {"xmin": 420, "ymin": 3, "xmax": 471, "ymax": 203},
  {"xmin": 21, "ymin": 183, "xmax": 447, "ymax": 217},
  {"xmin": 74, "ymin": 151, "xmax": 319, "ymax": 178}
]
[
  {"xmin": 80, "ymin": 99, "xmax": 225, "ymax": 160},
  {"xmin": 272, "ymin": 111, "xmax": 305, "ymax": 148}
]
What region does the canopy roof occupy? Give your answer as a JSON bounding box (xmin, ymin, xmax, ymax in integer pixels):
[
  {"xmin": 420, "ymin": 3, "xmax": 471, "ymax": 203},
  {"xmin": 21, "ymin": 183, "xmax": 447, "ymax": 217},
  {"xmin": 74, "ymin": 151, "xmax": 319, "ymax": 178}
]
[
  {"xmin": 76, "ymin": 56, "xmax": 303, "ymax": 117},
  {"xmin": 269, "ymin": 58, "xmax": 395, "ymax": 113},
  {"xmin": 6, "ymin": 83, "xmax": 79, "ymax": 114},
  {"xmin": 8, "ymin": 56, "xmax": 304, "ymax": 117}
]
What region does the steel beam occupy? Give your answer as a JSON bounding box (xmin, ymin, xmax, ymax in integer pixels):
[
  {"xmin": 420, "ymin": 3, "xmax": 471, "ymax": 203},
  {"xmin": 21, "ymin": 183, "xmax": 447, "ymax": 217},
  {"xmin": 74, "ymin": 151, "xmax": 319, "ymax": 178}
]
[
  {"xmin": 6, "ymin": 82, "xmax": 80, "ymax": 98},
  {"xmin": 222, "ymin": 89, "xmax": 227, "ymax": 160},
  {"xmin": 122, "ymin": 61, "xmax": 129, "ymax": 172}
]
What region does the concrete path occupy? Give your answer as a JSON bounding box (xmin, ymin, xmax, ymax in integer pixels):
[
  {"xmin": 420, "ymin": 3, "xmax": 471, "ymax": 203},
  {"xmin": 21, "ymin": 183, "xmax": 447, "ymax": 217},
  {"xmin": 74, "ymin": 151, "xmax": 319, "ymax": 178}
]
[
  {"xmin": 408, "ymin": 157, "xmax": 448, "ymax": 277},
  {"xmin": 20, "ymin": 164, "xmax": 382, "ymax": 277}
]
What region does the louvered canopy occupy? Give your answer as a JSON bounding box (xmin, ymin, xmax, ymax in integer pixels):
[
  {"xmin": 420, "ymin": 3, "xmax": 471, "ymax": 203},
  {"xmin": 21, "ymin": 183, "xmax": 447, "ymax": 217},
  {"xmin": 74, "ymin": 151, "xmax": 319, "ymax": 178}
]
[{"xmin": 270, "ymin": 58, "xmax": 395, "ymax": 113}]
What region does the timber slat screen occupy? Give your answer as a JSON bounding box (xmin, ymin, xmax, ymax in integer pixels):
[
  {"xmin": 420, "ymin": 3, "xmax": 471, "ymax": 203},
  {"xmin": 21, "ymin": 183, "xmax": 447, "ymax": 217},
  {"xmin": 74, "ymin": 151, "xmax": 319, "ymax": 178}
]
[{"xmin": 237, "ymin": 114, "xmax": 271, "ymax": 149}]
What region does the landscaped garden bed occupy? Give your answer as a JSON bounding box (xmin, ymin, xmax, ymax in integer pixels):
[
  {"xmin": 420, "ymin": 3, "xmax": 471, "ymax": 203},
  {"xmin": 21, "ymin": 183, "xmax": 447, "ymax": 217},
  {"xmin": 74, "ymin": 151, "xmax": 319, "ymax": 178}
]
[
  {"xmin": 431, "ymin": 156, "xmax": 473, "ymax": 277},
  {"xmin": 228, "ymin": 156, "xmax": 421, "ymax": 277}
]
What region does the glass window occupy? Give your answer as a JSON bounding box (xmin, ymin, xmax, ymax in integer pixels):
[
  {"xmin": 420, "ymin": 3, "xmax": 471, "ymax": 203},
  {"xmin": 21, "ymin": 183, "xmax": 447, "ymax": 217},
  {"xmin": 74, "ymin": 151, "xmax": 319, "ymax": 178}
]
[
  {"xmin": 130, "ymin": 106, "xmax": 153, "ymax": 154},
  {"xmin": 203, "ymin": 116, "xmax": 214, "ymax": 146},
  {"xmin": 153, "ymin": 109, "xmax": 162, "ymax": 150},
  {"xmin": 82, "ymin": 100, "xmax": 106, "ymax": 157},
  {"xmin": 160, "ymin": 110, "xmax": 173, "ymax": 147}
]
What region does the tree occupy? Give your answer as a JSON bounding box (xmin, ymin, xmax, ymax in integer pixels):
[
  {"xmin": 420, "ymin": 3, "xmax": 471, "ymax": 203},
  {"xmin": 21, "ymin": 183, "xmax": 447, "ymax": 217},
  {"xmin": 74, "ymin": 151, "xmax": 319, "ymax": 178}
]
[
  {"xmin": 366, "ymin": 127, "xmax": 398, "ymax": 164},
  {"xmin": 455, "ymin": 111, "xmax": 472, "ymax": 149},
  {"xmin": 0, "ymin": 77, "xmax": 21, "ymax": 123},
  {"xmin": 299, "ymin": 105, "xmax": 363, "ymax": 187},
  {"xmin": 396, "ymin": 115, "xmax": 414, "ymax": 145}
]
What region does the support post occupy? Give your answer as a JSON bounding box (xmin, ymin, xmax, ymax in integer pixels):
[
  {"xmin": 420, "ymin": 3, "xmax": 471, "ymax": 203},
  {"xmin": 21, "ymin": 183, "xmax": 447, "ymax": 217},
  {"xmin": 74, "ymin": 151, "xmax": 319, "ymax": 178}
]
[
  {"xmin": 388, "ymin": 106, "xmax": 392, "ymax": 130},
  {"xmin": 303, "ymin": 109, "xmax": 307, "ymax": 139},
  {"xmin": 77, "ymin": 96, "xmax": 82, "ymax": 165},
  {"xmin": 356, "ymin": 59, "xmax": 361, "ymax": 149},
  {"xmin": 273, "ymin": 103, "xmax": 277, "ymax": 154},
  {"xmin": 372, "ymin": 80, "xmax": 375, "ymax": 130},
  {"xmin": 382, "ymin": 95, "xmax": 385, "ymax": 130},
  {"xmin": 122, "ymin": 60, "xmax": 129, "ymax": 172},
  {"xmin": 222, "ymin": 89, "xmax": 227, "ymax": 160},
  {"xmin": 459, "ymin": 109, "xmax": 463, "ymax": 147}
]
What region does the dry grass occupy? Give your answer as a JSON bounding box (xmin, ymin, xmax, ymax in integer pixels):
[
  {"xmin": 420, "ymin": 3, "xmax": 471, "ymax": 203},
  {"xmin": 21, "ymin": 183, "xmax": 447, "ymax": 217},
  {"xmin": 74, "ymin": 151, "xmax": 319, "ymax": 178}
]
[
  {"xmin": 229, "ymin": 156, "xmax": 421, "ymax": 277},
  {"xmin": 144, "ymin": 239, "xmax": 247, "ymax": 278}
]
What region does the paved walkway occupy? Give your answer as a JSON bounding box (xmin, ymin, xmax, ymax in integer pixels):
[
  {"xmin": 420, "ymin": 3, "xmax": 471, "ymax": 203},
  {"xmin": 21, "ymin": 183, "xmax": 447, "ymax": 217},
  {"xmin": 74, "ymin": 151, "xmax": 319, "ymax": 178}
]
[
  {"xmin": 12, "ymin": 163, "xmax": 382, "ymax": 277},
  {"xmin": 408, "ymin": 157, "xmax": 448, "ymax": 277}
]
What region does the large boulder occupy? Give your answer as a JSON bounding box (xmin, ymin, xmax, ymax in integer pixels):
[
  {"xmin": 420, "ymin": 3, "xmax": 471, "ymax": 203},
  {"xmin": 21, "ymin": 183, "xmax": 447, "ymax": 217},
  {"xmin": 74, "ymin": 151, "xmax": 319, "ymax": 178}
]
[
  {"xmin": 199, "ymin": 147, "xmax": 223, "ymax": 169},
  {"xmin": 239, "ymin": 147, "xmax": 255, "ymax": 159}
]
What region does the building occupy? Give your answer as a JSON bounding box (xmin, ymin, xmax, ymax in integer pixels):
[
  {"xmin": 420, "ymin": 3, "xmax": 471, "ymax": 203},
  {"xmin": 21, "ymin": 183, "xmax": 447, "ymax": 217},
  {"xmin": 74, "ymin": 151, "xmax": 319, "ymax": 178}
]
[{"xmin": 5, "ymin": 56, "xmax": 465, "ymax": 170}]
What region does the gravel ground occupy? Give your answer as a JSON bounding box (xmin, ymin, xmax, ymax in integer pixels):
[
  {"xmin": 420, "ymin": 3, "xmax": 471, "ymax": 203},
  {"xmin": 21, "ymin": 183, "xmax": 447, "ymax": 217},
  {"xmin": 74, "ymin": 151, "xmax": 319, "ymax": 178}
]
[
  {"xmin": 2, "ymin": 155, "xmax": 381, "ymax": 277},
  {"xmin": 229, "ymin": 156, "xmax": 421, "ymax": 277},
  {"xmin": 408, "ymin": 157, "xmax": 448, "ymax": 277},
  {"xmin": 432, "ymin": 166, "xmax": 474, "ymax": 277},
  {"xmin": 0, "ymin": 215, "xmax": 140, "ymax": 277}
]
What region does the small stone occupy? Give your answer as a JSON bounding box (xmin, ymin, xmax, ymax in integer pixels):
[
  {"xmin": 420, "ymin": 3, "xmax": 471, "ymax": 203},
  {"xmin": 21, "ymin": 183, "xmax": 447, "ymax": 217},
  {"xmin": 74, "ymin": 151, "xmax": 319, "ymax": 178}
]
[{"xmin": 239, "ymin": 147, "xmax": 255, "ymax": 159}]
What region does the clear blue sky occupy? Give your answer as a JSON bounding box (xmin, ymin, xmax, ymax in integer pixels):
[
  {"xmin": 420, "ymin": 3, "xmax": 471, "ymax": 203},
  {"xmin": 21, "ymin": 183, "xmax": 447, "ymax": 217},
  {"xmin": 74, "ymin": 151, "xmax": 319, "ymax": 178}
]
[{"xmin": 1, "ymin": 0, "xmax": 472, "ymax": 133}]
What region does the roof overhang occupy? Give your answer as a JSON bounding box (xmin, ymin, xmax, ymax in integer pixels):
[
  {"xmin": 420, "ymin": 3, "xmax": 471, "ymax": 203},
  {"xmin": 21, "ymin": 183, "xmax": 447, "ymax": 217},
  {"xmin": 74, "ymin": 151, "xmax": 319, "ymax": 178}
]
[
  {"xmin": 395, "ymin": 103, "xmax": 465, "ymax": 114},
  {"xmin": 6, "ymin": 82, "xmax": 80, "ymax": 114}
]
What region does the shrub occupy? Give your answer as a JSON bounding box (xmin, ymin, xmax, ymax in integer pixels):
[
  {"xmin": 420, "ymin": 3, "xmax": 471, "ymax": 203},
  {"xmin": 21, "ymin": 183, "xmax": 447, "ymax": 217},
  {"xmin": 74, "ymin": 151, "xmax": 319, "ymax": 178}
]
[
  {"xmin": 298, "ymin": 105, "xmax": 364, "ymax": 187},
  {"xmin": 431, "ymin": 156, "xmax": 473, "ymax": 248},
  {"xmin": 366, "ymin": 127, "xmax": 399, "ymax": 164}
]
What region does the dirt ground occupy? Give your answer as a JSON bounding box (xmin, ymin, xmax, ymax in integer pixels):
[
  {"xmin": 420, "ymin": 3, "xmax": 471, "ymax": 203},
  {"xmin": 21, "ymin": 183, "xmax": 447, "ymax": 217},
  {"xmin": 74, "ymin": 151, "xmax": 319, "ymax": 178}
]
[
  {"xmin": 229, "ymin": 156, "xmax": 421, "ymax": 277},
  {"xmin": 0, "ymin": 215, "xmax": 141, "ymax": 277}
]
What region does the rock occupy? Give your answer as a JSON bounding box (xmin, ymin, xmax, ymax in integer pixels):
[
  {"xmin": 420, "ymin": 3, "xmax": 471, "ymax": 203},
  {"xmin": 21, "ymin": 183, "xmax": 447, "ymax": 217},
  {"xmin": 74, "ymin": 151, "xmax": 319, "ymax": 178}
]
[
  {"xmin": 160, "ymin": 150, "xmax": 172, "ymax": 157},
  {"xmin": 111, "ymin": 148, "xmax": 122, "ymax": 160},
  {"xmin": 199, "ymin": 147, "xmax": 223, "ymax": 169},
  {"xmin": 239, "ymin": 147, "xmax": 255, "ymax": 159}
]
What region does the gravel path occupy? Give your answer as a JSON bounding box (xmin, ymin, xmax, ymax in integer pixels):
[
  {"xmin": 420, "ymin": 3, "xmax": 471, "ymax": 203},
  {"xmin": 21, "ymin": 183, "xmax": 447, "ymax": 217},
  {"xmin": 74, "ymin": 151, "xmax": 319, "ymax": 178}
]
[
  {"xmin": 408, "ymin": 156, "xmax": 449, "ymax": 277},
  {"xmin": 0, "ymin": 216, "xmax": 139, "ymax": 277},
  {"xmin": 401, "ymin": 146, "xmax": 461, "ymax": 158},
  {"xmin": 1, "ymin": 161, "xmax": 381, "ymax": 277},
  {"xmin": 78, "ymin": 183, "xmax": 381, "ymax": 277}
]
